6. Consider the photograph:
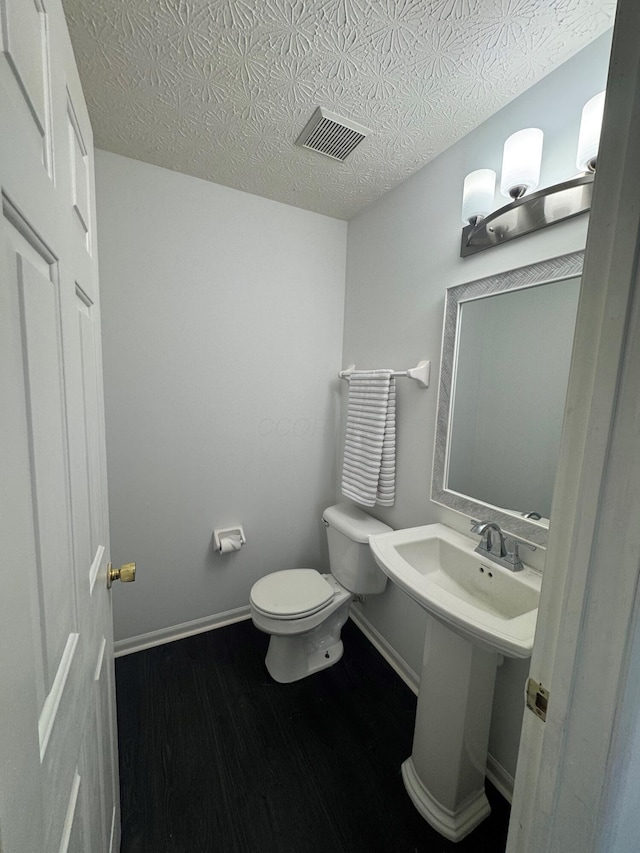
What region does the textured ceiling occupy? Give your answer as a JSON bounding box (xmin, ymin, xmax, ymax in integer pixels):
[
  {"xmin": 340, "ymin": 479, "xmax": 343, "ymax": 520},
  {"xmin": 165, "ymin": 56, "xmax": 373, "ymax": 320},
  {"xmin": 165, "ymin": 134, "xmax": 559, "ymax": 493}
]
[{"xmin": 63, "ymin": 0, "xmax": 615, "ymax": 220}]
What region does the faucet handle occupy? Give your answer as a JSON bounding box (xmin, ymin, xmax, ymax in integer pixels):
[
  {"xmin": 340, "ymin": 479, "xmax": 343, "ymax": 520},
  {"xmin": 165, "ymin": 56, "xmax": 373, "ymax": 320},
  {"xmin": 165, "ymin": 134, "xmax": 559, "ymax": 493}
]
[
  {"xmin": 504, "ymin": 536, "xmax": 536, "ymax": 570},
  {"xmin": 506, "ymin": 536, "xmax": 536, "ymax": 552}
]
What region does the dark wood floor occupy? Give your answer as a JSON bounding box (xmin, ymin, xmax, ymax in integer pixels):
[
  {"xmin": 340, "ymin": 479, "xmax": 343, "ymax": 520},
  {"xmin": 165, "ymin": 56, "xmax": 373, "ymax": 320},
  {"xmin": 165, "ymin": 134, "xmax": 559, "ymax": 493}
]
[{"xmin": 116, "ymin": 618, "xmax": 510, "ymax": 852}]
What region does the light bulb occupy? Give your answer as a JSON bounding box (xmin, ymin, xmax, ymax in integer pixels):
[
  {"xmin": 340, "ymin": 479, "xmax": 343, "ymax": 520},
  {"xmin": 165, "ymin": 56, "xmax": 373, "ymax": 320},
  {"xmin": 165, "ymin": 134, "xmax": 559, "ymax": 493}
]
[
  {"xmin": 500, "ymin": 128, "xmax": 544, "ymax": 199},
  {"xmin": 576, "ymin": 91, "xmax": 605, "ymax": 172},
  {"xmin": 461, "ymin": 169, "xmax": 496, "ymax": 225}
]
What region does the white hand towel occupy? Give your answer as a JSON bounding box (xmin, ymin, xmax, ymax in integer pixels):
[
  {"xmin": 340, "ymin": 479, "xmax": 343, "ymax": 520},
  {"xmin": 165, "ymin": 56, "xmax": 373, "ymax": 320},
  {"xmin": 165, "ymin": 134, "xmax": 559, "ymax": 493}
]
[{"xmin": 341, "ymin": 370, "xmax": 396, "ymax": 507}]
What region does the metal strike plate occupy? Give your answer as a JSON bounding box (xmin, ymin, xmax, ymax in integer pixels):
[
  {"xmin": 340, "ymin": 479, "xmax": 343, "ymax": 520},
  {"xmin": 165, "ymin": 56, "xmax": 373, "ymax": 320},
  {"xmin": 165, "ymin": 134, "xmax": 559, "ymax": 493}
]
[{"xmin": 526, "ymin": 677, "xmax": 549, "ymax": 722}]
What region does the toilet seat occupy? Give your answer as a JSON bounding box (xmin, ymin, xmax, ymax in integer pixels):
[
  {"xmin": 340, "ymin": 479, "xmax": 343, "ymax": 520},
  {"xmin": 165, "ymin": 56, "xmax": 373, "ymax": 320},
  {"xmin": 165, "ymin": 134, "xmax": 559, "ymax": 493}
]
[{"xmin": 250, "ymin": 569, "xmax": 334, "ymax": 620}]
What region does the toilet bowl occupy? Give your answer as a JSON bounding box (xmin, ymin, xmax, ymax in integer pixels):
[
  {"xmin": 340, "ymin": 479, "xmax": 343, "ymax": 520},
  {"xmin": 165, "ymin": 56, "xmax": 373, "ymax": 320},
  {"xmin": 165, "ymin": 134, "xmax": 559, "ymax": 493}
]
[
  {"xmin": 251, "ymin": 570, "xmax": 352, "ymax": 682},
  {"xmin": 250, "ymin": 503, "xmax": 392, "ymax": 683}
]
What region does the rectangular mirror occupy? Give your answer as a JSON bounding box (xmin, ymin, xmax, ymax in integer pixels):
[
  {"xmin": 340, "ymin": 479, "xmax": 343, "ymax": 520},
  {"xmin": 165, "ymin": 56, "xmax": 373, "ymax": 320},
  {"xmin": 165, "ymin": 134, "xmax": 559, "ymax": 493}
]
[{"xmin": 432, "ymin": 251, "xmax": 584, "ymax": 547}]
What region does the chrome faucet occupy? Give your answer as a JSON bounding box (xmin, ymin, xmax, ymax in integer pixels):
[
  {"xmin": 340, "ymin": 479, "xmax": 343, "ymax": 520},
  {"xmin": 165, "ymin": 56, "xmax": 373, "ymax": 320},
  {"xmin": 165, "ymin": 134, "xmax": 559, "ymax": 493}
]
[
  {"xmin": 470, "ymin": 520, "xmax": 536, "ymax": 572},
  {"xmin": 470, "ymin": 521, "xmax": 505, "ymax": 558}
]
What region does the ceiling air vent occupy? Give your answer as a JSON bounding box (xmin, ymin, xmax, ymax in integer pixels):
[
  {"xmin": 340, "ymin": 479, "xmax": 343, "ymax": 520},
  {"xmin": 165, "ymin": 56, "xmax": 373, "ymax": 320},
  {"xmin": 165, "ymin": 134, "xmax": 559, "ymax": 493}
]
[{"xmin": 296, "ymin": 107, "xmax": 370, "ymax": 162}]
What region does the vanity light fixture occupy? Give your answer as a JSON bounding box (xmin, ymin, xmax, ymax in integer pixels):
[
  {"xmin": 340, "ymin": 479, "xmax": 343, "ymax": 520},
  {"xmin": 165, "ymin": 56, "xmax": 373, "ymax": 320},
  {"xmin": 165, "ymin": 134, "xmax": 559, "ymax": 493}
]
[
  {"xmin": 500, "ymin": 128, "xmax": 544, "ymax": 199},
  {"xmin": 461, "ymin": 95, "xmax": 605, "ymax": 258},
  {"xmin": 461, "ymin": 169, "xmax": 496, "ymax": 226},
  {"xmin": 576, "ymin": 91, "xmax": 605, "ymax": 172}
]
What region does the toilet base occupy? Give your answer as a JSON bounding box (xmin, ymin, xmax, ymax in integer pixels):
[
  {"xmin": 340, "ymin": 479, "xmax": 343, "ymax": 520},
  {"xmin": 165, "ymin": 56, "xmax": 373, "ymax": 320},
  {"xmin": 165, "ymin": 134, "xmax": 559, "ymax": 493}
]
[
  {"xmin": 266, "ymin": 637, "xmax": 344, "ymax": 683},
  {"xmin": 263, "ymin": 600, "xmax": 350, "ymax": 683}
]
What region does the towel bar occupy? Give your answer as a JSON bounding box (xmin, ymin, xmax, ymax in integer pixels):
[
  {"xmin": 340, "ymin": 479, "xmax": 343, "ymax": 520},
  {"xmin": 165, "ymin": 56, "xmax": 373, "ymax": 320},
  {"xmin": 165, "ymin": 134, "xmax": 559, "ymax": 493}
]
[{"xmin": 339, "ymin": 360, "xmax": 430, "ymax": 389}]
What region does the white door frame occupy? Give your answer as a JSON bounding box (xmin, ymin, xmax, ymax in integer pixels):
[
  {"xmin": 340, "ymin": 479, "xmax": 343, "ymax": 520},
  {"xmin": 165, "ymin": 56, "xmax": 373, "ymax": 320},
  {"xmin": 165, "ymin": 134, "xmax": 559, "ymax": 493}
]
[{"xmin": 507, "ymin": 0, "xmax": 640, "ymax": 849}]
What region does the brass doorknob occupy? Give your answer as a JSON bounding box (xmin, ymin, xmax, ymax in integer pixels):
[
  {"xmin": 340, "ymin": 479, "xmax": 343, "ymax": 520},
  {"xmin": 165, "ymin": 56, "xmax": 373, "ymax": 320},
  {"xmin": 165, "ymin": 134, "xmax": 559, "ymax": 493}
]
[{"xmin": 107, "ymin": 561, "xmax": 136, "ymax": 589}]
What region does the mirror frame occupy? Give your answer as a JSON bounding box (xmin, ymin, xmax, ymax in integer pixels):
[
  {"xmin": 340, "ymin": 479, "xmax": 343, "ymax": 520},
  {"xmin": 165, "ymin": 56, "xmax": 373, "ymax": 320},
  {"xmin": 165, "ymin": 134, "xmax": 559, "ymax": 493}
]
[{"xmin": 432, "ymin": 250, "xmax": 584, "ymax": 548}]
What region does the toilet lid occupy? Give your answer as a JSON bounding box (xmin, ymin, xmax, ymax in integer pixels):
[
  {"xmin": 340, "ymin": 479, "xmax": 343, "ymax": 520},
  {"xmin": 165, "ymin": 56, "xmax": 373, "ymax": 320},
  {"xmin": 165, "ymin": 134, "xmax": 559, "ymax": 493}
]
[{"xmin": 250, "ymin": 569, "xmax": 334, "ymax": 618}]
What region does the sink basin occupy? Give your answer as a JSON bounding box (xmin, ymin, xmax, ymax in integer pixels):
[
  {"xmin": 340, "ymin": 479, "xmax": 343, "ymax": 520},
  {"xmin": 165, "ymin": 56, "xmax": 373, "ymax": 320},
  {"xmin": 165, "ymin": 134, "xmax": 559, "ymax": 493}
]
[{"xmin": 369, "ymin": 523, "xmax": 541, "ymax": 658}]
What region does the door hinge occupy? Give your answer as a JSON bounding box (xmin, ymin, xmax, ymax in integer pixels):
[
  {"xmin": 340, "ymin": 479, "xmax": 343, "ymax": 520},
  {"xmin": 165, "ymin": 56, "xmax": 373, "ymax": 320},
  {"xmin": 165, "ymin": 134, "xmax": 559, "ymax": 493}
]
[{"xmin": 526, "ymin": 678, "xmax": 549, "ymax": 722}]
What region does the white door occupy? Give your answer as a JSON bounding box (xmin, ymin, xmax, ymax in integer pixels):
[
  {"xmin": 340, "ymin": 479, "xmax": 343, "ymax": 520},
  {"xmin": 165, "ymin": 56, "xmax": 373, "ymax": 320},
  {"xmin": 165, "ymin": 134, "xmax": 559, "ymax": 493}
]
[
  {"xmin": 507, "ymin": 0, "xmax": 640, "ymax": 849},
  {"xmin": 0, "ymin": 1, "xmax": 121, "ymax": 851}
]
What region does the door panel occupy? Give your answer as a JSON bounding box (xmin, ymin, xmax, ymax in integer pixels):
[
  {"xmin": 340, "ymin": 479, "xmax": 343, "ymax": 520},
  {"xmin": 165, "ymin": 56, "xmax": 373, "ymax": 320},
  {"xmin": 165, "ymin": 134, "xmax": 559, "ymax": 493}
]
[
  {"xmin": 67, "ymin": 93, "xmax": 91, "ymax": 252},
  {"xmin": 0, "ymin": 206, "xmax": 46, "ymax": 853},
  {"xmin": 15, "ymin": 244, "xmax": 77, "ymax": 691},
  {"xmin": 0, "ymin": 0, "xmax": 53, "ymax": 174},
  {"xmin": 76, "ymin": 284, "xmax": 106, "ymax": 592},
  {"xmin": 0, "ymin": 0, "xmax": 119, "ymax": 850}
]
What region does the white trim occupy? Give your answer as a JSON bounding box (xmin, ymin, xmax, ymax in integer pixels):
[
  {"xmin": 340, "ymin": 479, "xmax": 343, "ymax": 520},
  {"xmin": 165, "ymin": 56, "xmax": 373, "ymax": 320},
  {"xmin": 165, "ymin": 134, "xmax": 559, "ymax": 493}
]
[
  {"xmin": 58, "ymin": 769, "xmax": 81, "ymax": 853},
  {"xmin": 108, "ymin": 805, "xmax": 116, "ymax": 853},
  {"xmin": 89, "ymin": 543, "xmax": 104, "ymax": 595},
  {"xmin": 349, "ymin": 606, "xmax": 420, "ymax": 695},
  {"xmin": 349, "ymin": 607, "xmax": 514, "ymax": 801},
  {"xmin": 93, "ymin": 636, "xmax": 106, "ymax": 682},
  {"xmin": 38, "ymin": 632, "xmax": 79, "ymax": 760},
  {"xmin": 114, "ymin": 606, "xmax": 251, "ymax": 658},
  {"xmin": 486, "ymin": 755, "xmax": 514, "ymax": 804}
]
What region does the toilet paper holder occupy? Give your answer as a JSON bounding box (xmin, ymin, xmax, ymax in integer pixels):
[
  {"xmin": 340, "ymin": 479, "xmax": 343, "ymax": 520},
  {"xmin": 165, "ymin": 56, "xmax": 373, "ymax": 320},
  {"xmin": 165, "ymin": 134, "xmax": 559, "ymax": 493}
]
[{"xmin": 213, "ymin": 525, "xmax": 246, "ymax": 554}]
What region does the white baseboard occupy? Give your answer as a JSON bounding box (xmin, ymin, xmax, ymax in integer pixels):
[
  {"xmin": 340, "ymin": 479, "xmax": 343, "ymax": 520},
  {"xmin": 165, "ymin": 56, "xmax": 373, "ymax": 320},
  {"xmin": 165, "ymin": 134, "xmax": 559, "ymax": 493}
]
[
  {"xmin": 114, "ymin": 605, "xmax": 251, "ymax": 658},
  {"xmin": 486, "ymin": 755, "xmax": 514, "ymax": 804},
  {"xmin": 349, "ymin": 606, "xmax": 514, "ymax": 803},
  {"xmin": 349, "ymin": 606, "xmax": 420, "ymax": 696}
]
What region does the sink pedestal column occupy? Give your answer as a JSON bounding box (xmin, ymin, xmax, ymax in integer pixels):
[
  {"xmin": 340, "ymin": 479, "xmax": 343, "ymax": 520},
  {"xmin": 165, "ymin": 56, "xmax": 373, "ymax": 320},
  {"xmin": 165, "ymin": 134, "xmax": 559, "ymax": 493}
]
[{"xmin": 402, "ymin": 616, "xmax": 499, "ymax": 842}]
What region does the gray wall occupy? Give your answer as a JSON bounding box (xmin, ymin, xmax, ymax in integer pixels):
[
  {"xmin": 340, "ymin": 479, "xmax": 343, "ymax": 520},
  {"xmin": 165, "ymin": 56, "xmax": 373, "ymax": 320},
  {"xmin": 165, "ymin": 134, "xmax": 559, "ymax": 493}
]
[
  {"xmin": 343, "ymin": 32, "xmax": 612, "ymax": 779},
  {"xmin": 96, "ymin": 151, "xmax": 347, "ymax": 643}
]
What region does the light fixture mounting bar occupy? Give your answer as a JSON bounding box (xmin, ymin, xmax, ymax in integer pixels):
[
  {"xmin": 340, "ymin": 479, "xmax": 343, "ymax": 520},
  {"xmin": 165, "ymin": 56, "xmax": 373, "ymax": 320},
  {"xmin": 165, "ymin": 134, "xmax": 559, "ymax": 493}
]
[{"xmin": 461, "ymin": 173, "xmax": 594, "ymax": 258}]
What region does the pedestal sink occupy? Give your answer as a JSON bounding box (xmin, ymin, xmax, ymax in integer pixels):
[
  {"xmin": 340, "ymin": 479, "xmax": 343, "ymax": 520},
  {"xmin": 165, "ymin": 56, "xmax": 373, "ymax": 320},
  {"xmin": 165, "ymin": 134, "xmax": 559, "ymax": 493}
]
[{"xmin": 369, "ymin": 523, "xmax": 541, "ymax": 842}]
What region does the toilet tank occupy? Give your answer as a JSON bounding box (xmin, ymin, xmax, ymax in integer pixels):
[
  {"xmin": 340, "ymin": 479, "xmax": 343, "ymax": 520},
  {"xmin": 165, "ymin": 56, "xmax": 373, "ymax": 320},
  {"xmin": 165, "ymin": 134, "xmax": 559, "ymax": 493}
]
[{"xmin": 322, "ymin": 503, "xmax": 392, "ymax": 594}]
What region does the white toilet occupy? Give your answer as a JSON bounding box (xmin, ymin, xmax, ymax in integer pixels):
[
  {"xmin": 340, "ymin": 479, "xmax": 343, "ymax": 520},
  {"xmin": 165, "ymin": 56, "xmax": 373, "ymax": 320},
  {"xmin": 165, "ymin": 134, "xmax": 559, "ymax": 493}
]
[{"xmin": 250, "ymin": 502, "xmax": 392, "ymax": 683}]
